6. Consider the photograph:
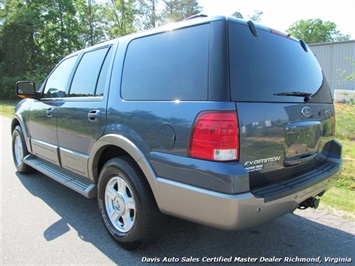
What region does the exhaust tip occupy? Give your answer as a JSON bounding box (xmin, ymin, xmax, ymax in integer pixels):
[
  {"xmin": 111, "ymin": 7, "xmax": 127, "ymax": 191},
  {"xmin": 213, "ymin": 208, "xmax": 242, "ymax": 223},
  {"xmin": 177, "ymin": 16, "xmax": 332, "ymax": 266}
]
[
  {"xmin": 298, "ymin": 197, "xmax": 320, "ymax": 210},
  {"xmin": 311, "ymin": 197, "xmax": 320, "ymax": 209}
]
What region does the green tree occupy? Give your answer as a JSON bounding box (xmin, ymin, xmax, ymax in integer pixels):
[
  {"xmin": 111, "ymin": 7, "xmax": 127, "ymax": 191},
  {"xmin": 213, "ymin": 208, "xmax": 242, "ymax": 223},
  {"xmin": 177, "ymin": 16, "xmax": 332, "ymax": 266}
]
[
  {"xmin": 0, "ymin": 0, "xmax": 48, "ymax": 98},
  {"xmin": 0, "ymin": 0, "xmax": 5, "ymax": 25},
  {"xmin": 287, "ymin": 19, "xmax": 350, "ymax": 43},
  {"xmin": 39, "ymin": 0, "xmax": 83, "ymax": 64},
  {"xmin": 77, "ymin": 0, "xmax": 106, "ymax": 46},
  {"xmin": 137, "ymin": 0, "xmax": 162, "ymax": 30},
  {"xmin": 0, "ymin": 0, "xmax": 43, "ymax": 75},
  {"xmin": 103, "ymin": 0, "xmax": 137, "ymax": 38},
  {"xmin": 162, "ymin": 0, "xmax": 202, "ymax": 23},
  {"xmin": 248, "ymin": 10, "xmax": 262, "ymax": 22},
  {"xmin": 338, "ymin": 57, "xmax": 355, "ymax": 83},
  {"xmin": 231, "ymin": 11, "xmax": 243, "ymax": 19},
  {"xmin": 231, "ymin": 10, "xmax": 262, "ymax": 22}
]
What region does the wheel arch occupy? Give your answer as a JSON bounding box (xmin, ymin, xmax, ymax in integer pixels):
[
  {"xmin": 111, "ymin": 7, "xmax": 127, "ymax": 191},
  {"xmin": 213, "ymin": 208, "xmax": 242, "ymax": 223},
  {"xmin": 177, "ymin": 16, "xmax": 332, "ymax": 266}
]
[
  {"xmin": 89, "ymin": 134, "xmax": 160, "ymax": 201},
  {"xmin": 11, "ymin": 118, "xmax": 21, "ymax": 133},
  {"xmin": 11, "ymin": 115, "xmax": 32, "ymax": 154}
]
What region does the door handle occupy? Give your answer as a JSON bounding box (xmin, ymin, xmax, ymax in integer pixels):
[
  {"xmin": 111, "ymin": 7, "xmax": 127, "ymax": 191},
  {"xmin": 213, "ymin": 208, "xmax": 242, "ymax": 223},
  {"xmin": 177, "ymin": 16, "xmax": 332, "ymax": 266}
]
[
  {"xmin": 88, "ymin": 110, "xmax": 101, "ymax": 121},
  {"xmin": 46, "ymin": 107, "xmax": 54, "ymax": 117}
]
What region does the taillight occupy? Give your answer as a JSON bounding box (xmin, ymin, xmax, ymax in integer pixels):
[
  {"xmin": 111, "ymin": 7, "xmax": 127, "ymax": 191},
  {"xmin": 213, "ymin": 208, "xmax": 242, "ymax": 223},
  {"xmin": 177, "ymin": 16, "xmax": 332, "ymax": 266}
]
[{"xmin": 189, "ymin": 111, "xmax": 239, "ymax": 161}]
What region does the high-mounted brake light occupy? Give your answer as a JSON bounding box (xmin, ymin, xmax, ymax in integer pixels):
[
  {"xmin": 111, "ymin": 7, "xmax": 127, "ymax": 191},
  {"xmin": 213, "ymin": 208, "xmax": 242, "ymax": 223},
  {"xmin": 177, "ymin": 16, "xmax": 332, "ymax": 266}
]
[
  {"xmin": 189, "ymin": 111, "xmax": 239, "ymax": 161},
  {"xmin": 270, "ymin": 28, "xmax": 291, "ymax": 38}
]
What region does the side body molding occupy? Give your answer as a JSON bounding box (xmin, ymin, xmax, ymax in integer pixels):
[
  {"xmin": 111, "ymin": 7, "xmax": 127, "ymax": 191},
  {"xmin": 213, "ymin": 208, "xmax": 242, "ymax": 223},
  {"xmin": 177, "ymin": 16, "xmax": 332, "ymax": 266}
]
[{"xmin": 88, "ymin": 134, "xmax": 161, "ymax": 201}]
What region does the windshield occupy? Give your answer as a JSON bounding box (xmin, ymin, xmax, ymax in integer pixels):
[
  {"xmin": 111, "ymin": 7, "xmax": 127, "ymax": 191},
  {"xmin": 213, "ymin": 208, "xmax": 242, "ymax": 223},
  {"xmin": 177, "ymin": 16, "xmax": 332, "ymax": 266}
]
[{"xmin": 229, "ymin": 22, "xmax": 332, "ymax": 103}]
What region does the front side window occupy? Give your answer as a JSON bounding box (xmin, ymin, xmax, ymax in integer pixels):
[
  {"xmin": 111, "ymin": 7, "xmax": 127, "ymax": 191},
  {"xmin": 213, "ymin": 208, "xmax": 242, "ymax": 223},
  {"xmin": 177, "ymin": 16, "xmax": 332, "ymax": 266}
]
[
  {"xmin": 69, "ymin": 47, "xmax": 110, "ymax": 97},
  {"xmin": 121, "ymin": 24, "xmax": 209, "ymax": 101},
  {"xmin": 43, "ymin": 55, "xmax": 78, "ymax": 98}
]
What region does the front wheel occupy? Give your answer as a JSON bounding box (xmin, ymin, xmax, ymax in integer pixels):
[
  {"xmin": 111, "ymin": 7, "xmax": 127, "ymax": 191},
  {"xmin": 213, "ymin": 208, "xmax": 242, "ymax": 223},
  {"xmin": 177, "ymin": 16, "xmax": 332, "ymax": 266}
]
[
  {"xmin": 97, "ymin": 157, "xmax": 164, "ymax": 250},
  {"xmin": 12, "ymin": 125, "xmax": 33, "ymax": 174}
]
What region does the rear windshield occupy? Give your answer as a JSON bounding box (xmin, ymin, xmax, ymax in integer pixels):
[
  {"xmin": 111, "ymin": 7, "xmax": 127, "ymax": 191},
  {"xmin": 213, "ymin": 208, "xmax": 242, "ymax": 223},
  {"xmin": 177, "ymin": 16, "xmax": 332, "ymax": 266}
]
[{"xmin": 229, "ymin": 22, "xmax": 332, "ymax": 103}]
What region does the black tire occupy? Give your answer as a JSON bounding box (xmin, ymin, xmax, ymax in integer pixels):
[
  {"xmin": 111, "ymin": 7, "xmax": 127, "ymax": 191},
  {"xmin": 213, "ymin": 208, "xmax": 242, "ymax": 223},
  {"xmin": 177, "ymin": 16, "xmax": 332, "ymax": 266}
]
[
  {"xmin": 97, "ymin": 156, "xmax": 164, "ymax": 250},
  {"xmin": 12, "ymin": 125, "xmax": 33, "ymax": 174}
]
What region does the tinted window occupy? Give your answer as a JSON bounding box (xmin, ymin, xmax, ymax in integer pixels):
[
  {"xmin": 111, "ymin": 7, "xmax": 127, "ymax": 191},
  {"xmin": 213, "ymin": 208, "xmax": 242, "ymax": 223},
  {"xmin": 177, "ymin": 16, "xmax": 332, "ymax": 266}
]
[
  {"xmin": 96, "ymin": 47, "xmax": 113, "ymax": 96},
  {"xmin": 44, "ymin": 55, "xmax": 77, "ymax": 98},
  {"xmin": 229, "ymin": 22, "xmax": 332, "ymax": 103},
  {"xmin": 70, "ymin": 47, "xmax": 109, "ymax": 97},
  {"xmin": 122, "ymin": 24, "xmax": 209, "ymax": 101}
]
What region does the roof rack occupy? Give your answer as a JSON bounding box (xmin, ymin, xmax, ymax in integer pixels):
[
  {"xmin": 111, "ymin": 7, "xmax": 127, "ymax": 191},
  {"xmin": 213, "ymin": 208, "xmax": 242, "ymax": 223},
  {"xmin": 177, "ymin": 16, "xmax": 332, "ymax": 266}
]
[
  {"xmin": 95, "ymin": 39, "xmax": 108, "ymax": 45},
  {"xmin": 184, "ymin": 14, "xmax": 208, "ymax": 20}
]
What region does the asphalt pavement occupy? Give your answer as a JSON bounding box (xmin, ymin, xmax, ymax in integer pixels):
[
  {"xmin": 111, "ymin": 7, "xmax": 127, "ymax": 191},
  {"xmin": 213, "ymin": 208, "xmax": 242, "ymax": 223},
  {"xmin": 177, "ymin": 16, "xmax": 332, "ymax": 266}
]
[{"xmin": 1, "ymin": 116, "xmax": 354, "ymax": 265}]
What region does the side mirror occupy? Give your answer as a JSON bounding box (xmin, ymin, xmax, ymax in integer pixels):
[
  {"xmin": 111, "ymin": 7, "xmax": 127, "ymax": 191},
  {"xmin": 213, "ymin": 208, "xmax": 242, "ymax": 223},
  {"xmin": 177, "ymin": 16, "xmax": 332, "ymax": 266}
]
[{"xmin": 16, "ymin": 81, "xmax": 36, "ymax": 98}]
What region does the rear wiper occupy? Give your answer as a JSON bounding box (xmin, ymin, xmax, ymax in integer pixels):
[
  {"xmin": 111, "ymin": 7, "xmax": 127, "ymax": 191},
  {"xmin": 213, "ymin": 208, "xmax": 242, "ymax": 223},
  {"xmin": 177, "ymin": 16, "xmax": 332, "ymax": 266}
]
[{"xmin": 274, "ymin": 91, "xmax": 313, "ymax": 102}]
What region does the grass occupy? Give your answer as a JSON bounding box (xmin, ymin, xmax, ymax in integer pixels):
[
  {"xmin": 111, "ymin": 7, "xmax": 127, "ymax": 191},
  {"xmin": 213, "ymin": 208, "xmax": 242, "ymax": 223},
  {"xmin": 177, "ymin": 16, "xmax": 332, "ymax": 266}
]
[
  {"xmin": 0, "ymin": 100, "xmax": 17, "ymax": 117},
  {"xmin": 321, "ymin": 138, "xmax": 355, "ymax": 215},
  {"xmin": 321, "ymin": 187, "xmax": 355, "ymax": 215},
  {"xmin": 335, "ymin": 139, "xmax": 355, "ymax": 191},
  {"xmin": 1, "ymin": 100, "xmax": 354, "ymax": 214}
]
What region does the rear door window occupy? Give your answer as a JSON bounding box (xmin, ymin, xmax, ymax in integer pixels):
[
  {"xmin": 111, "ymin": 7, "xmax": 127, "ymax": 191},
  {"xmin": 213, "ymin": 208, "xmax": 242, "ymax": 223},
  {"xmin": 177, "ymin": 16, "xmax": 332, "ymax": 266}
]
[
  {"xmin": 69, "ymin": 47, "xmax": 110, "ymax": 97},
  {"xmin": 229, "ymin": 22, "xmax": 332, "ymax": 103}
]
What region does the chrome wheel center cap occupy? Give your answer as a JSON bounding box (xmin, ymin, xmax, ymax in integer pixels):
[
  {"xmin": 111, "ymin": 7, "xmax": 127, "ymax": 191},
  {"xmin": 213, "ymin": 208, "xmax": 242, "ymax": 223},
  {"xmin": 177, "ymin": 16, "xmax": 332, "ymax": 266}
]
[{"xmin": 113, "ymin": 195, "xmax": 125, "ymax": 215}]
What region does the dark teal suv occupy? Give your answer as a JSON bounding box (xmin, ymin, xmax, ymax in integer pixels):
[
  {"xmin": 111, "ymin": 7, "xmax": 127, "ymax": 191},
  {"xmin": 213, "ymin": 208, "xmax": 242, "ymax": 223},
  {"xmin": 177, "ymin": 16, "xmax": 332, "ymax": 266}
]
[{"xmin": 11, "ymin": 16, "xmax": 342, "ymax": 250}]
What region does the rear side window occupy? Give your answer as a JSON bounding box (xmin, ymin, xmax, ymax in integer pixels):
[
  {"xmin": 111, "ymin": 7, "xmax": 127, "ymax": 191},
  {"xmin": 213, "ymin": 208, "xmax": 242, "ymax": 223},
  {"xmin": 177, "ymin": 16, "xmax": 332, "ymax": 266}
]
[
  {"xmin": 121, "ymin": 24, "xmax": 209, "ymax": 101},
  {"xmin": 69, "ymin": 47, "xmax": 110, "ymax": 97},
  {"xmin": 229, "ymin": 22, "xmax": 332, "ymax": 103}
]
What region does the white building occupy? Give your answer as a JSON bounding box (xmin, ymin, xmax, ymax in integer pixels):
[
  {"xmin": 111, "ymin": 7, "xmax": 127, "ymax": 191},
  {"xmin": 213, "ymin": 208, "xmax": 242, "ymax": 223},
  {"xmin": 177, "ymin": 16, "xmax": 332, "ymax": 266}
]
[{"xmin": 310, "ymin": 40, "xmax": 355, "ymax": 91}]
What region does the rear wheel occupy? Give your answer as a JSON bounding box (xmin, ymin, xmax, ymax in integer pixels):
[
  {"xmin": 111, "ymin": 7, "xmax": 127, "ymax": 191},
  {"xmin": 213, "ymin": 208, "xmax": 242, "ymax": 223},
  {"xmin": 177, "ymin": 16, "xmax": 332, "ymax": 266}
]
[
  {"xmin": 12, "ymin": 125, "xmax": 33, "ymax": 174},
  {"xmin": 97, "ymin": 156, "xmax": 164, "ymax": 250}
]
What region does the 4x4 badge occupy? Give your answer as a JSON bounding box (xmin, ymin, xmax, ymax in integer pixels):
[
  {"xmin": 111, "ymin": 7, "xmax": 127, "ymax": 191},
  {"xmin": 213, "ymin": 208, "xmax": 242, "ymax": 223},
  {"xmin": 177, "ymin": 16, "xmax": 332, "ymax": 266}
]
[{"xmin": 301, "ymin": 107, "xmax": 312, "ymax": 117}]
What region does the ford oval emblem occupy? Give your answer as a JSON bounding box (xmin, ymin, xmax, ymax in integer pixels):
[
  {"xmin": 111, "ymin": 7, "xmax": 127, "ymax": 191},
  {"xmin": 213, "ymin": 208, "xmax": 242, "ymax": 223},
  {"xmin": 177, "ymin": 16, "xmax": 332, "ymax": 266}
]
[{"xmin": 301, "ymin": 107, "xmax": 312, "ymax": 117}]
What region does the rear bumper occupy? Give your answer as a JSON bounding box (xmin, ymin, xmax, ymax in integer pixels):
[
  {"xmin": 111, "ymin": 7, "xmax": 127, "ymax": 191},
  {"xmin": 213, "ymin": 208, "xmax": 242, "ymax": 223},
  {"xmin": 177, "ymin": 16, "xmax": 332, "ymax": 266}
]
[
  {"xmin": 156, "ymin": 170, "xmax": 338, "ymax": 230},
  {"xmin": 155, "ymin": 140, "xmax": 342, "ymax": 230}
]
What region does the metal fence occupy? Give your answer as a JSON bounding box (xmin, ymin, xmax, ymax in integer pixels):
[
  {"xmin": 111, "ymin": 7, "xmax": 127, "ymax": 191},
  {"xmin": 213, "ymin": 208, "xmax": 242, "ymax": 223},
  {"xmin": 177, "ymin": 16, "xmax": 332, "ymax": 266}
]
[{"xmin": 335, "ymin": 102, "xmax": 355, "ymax": 140}]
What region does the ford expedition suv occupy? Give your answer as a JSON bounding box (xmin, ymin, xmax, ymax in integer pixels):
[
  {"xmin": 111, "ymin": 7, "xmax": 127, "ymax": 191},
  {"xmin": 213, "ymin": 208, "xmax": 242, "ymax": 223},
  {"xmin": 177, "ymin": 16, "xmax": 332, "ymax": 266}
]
[{"xmin": 11, "ymin": 15, "xmax": 342, "ymax": 250}]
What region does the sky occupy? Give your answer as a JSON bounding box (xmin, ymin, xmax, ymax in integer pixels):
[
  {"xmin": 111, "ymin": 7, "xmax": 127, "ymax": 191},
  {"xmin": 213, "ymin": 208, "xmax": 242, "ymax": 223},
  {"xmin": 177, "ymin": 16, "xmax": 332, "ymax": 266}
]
[{"xmin": 198, "ymin": 0, "xmax": 355, "ymax": 39}]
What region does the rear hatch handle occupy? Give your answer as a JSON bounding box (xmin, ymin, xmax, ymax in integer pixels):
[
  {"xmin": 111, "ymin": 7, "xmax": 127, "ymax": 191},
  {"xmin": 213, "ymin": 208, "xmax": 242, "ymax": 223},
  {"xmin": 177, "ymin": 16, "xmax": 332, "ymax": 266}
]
[{"xmin": 284, "ymin": 152, "xmax": 317, "ymax": 167}]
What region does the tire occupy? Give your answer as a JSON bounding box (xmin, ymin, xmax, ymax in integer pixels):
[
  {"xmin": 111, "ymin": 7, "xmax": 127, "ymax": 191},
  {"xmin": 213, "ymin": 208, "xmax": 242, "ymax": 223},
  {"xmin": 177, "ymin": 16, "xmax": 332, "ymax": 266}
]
[
  {"xmin": 12, "ymin": 125, "xmax": 33, "ymax": 174},
  {"xmin": 97, "ymin": 156, "xmax": 164, "ymax": 250}
]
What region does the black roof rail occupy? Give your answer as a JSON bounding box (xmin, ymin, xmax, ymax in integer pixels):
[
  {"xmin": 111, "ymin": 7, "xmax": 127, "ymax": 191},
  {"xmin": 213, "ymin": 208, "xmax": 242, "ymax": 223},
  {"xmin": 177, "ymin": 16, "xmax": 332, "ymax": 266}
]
[
  {"xmin": 95, "ymin": 39, "xmax": 108, "ymax": 45},
  {"xmin": 184, "ymin": 14, "xmax": 208, "ymax": 20}
]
